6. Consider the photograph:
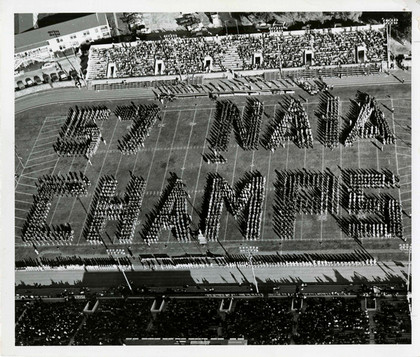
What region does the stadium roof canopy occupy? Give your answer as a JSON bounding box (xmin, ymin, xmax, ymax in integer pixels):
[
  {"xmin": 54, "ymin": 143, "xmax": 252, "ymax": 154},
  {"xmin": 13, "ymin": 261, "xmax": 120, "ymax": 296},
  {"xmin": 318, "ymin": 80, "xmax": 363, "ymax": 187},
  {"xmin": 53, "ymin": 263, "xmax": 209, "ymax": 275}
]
[{"xmin": 15, "ymin": 13, "xmax": 108, "ymax": 53}]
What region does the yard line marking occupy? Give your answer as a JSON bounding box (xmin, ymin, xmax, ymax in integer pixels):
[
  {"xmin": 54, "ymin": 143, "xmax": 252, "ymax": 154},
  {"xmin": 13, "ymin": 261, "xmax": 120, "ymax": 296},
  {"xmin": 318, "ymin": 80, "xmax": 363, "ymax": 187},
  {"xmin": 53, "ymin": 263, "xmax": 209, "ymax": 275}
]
[
  {"xmin": 15, "ymin": 117, "xmax": 47, "ymax": 188},
  {"xmin": 22, "ymin": 165, "xmax": 56, "ymax": 175},
  {"xmin": 18, "ymin": 176, "xmax": 38, "ymax": 180},
  {"xmin": 15, "ymin": 199, "xmax": 32, "ymax": 205},
  {"xmin": 28, "ymin": 153, "xmax": 57, "ymax": 162},
  {"xmin": 222, "ymin": 106, "xmax": 245, "ymax": 242},
  {"xmin": 114, "ymin": 153, "xmax": 123, "ymax": 178},
  {"xmin": 40, "ymin": 128, "xmax": 61, "ymax": 135},
  {"xmin": 37, "ymin": 134, "xmax": 59, "ymax": 141},
  {"xmin": 16, "ymin": 182, "xmax": 37, "ymax": 189},
  {"xmin": 15, "ymin": 191, "xmax": 34, "ymax": 196},
  {"xmin": 76, "ymin": 118, "xmax": 120, "ymax": 245},
  {"xmin": 25, "ymin": 158, "xmax": 58, "ymax": 170},
  {"xmin": 31, "ymin": 147, "xmax": 54, "ymax": 156},
  {"xmin": 191, "ymin": 109, "xmax": 212, "ymax": 217},
  {"xmin": 180, "ymin": 108, "xmax": 197, "ymax": 180},
  {"xmin": 33, "ymin": 141, "xmax": 56, "ymax": 149},
  {"xmin": 261, "ymin": 103, "xmax": 276, "ymax": 241},
  {"xmin": 390, "ymin": 96, "xmax": 404, "ymax": 235},
  {"xmin": 15, "ymin": 207, "xmax": 30, "ymax": 212},
  {"xmin": 142, "ymin": 111, "xmax": 166, "ymax": 183},
  {"xmin": 15, "ymin": 216, "xmax": 26, "ymax": 221},
  {"xmin": 159, "ymin": 111, "xmax": 181, "ymax": 193},
  {"xmin": 48, "ymin": 156, "xmax": 72, "ymax": 225}
]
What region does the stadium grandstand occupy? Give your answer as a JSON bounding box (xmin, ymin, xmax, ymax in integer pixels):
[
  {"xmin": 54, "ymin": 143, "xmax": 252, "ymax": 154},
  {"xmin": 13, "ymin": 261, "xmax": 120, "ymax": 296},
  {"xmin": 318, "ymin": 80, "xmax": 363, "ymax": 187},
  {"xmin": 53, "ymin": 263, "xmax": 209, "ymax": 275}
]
[{"xmin": 86, "ymin": 24, "xmax": 388, "ymax": 89}]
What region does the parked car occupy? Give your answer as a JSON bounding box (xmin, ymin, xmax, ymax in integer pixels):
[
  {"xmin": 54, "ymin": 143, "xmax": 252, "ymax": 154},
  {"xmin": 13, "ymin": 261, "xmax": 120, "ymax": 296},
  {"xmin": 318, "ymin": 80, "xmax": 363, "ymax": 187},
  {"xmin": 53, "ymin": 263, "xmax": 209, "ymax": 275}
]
[
  {"xmin": 42, "ymin": 73, "xmax": 50, "ymax": 83},
  {"xmin": 69, "ymin": 69, "xmax": 78, "ymax": 80},
  {"xmin": 25, "ymin": 78, "xmax": 33, "ymax": 86},
  {"xmin": 17, "ymin": 81, "xmax": 25, "ymax": 90},
  {"xmin": 58, "ymin": 71, "xmax": 68, "ymax": 80},
  {"xmin": 33, "ymin": 76, "xmax": 42, "ymax": 85},
  {"xmin": 50, "ymin": 73, "xmax": 59, "ymax": 82},
  {"xmin": 42, "ymin": 62, "xmax": 56, "ymax": 69}
]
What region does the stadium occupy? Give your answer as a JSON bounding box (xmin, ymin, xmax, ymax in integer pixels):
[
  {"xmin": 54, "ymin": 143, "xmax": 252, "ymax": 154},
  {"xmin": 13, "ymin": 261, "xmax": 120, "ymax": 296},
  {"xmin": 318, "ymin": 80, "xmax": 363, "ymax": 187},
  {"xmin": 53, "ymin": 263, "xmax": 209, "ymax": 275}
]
[{"xmin": 13, "ymin": 12, "xmax": 412, "ymax": 346}]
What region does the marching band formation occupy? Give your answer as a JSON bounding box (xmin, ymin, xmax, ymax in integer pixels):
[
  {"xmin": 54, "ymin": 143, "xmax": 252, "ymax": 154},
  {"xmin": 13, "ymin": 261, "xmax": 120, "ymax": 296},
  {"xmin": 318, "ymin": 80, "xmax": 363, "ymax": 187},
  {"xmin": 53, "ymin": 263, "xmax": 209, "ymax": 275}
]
[
  {"xmin": 21, "ymin": 173, "xmax": 91, "ymax": 244},
  {"xmin": 274, "ymin": 169, "xmax": 339, "ymax": 240},
  {"xmin": 83, "ymin": 174, "xmax": 146, "ymax": 244},
  {"xmin": 262, "ymin": 98, "xmax": 313, "ymax": 151},
  {"xmin": 201, "ymin": 171, "xmax": 265, "ymax": 242},
  {"xmin": 142, "ymin": 174, "xmax": 192, "ymax": 245},
  {"xmin": 344, "ymin": 93, "xmax": 396, "ymax": 147},
  {"xmin": 317, "ymin": 93, "xmax": 340, "ymax": 149},
  {"xmin": 117, "ymin": 104, "xmax": 161, "ymax": 155},
  {"xmin": 53, "ymin": 106, "xmax": 111, "ymax": 159}
]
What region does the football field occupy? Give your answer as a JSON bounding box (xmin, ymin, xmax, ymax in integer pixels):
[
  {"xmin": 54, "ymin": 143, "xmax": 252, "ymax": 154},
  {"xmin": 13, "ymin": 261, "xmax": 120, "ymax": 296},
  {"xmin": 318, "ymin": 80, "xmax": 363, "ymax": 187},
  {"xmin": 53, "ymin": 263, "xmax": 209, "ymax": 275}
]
[{"xmin": 14, "ymin": 82, "xmax": 411, "ymax": 262}]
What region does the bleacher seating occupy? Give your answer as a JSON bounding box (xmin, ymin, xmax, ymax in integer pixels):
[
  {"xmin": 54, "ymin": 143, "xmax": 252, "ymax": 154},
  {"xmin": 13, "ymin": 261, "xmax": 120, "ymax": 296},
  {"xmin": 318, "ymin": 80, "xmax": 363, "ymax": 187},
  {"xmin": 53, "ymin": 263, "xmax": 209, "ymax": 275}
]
[{"xmin": 87, "ymin": 27, "xmax": 387, "ymax": 80}]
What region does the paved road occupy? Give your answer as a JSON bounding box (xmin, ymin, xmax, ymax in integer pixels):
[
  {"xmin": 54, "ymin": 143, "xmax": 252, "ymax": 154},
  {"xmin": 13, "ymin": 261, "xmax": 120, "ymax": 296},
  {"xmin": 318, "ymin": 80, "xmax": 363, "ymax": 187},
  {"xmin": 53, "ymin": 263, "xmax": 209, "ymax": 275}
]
[{"xmin": 15, "ymin": 261, "xmax": 407, "ymax": 287}]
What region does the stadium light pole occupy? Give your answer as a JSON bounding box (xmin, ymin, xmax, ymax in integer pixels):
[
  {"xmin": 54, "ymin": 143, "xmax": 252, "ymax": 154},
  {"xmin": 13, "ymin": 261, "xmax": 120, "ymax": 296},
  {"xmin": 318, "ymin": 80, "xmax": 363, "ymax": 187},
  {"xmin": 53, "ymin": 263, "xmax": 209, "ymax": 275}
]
[
  {"xmin": 382, "ymin": 18, "xmax": 398, "ymax": 69},
  {"xmin": 240, "ymin": 246, "xmax": 259, "ymax": 293},
  {"xmin": 48, "ymin": 30, "xmax": 86, "ymax": 86}
]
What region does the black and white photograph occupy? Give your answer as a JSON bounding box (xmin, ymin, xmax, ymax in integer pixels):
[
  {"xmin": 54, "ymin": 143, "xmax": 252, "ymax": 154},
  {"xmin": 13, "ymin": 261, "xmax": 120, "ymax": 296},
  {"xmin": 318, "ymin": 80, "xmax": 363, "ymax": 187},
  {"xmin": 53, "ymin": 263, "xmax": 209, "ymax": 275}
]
[{"xmin": 1, "ymin": 1, "xmax": 419, "ymax": 356}]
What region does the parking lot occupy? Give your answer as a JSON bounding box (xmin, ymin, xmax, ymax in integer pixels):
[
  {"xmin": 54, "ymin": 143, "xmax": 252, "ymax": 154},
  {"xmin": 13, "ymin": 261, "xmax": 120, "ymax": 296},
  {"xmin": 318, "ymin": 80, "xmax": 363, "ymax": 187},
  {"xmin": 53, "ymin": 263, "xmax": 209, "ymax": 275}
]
[{"xmin": 15, "ymin": 54, "xmax": 82, "ymax": 93}]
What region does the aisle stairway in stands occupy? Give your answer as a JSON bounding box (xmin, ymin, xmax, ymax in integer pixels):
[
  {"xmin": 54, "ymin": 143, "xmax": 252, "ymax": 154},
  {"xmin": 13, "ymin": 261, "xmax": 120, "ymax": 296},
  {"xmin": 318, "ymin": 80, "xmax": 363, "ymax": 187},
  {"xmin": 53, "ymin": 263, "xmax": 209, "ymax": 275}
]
[{"xmin": 221, "ymin": 45, "xmax": 242, "ymax": 72}]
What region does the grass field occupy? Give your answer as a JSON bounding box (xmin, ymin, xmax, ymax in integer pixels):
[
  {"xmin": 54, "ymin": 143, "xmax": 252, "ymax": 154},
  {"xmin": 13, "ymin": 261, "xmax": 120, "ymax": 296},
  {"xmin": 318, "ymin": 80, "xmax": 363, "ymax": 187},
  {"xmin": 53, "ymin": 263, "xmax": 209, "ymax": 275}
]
[{"xmin": 14, "ymin": 82, "xmax": 411, "ymax": 261}]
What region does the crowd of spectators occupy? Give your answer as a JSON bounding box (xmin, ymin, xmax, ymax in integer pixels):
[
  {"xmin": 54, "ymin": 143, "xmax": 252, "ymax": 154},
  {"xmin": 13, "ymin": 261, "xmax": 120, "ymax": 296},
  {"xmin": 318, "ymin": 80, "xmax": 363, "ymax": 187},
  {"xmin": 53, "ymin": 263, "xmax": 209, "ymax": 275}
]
[
  {"xmin": 21, "ymin": 173, "xmax": 90, "ymax": 245},
  {"xmin": 295, "ymin": 297, "xmax": 370, "ymax": 344},
  {"xmin": 373, "ymin": 300, "xmax": 411, "ymax": 344},
  {"xmin": 17, "ymin": 296, "xmax": 410, "ymax": 345},
  {"xmin": 262, "ymin": 98, "xmax": 313, "ymax": 150},
  {"xmin": 16, "ymin": 300, "xmax": 85, "ymax": 345},
  {"xmin": 54, "ymin": 106, "xmax": 110, "ymax": 160},
  {"xmin": 89, "ymin": 37, "xmax": 225, "ymax": 79},
  {"xmin": 201, "ymin": 171, "xmax": 265, "ymax": 242},
  {"xmin": 73, "ymin": 300, "xmax": 152, "ymax": 345},
  {"xmin": 273, "ymin": 169, "xmax": 339, "ymax": 239},
  {"xmin": 88, "ymin": 28, "xmax": 386, "ymax": 80},
  {"xmin": 224, "ymin": 299, "xmax": 293, "ymax": 344},
  {"xmin": 150, "ymin": 299, "xmax": 222, "ymax": 338}
]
